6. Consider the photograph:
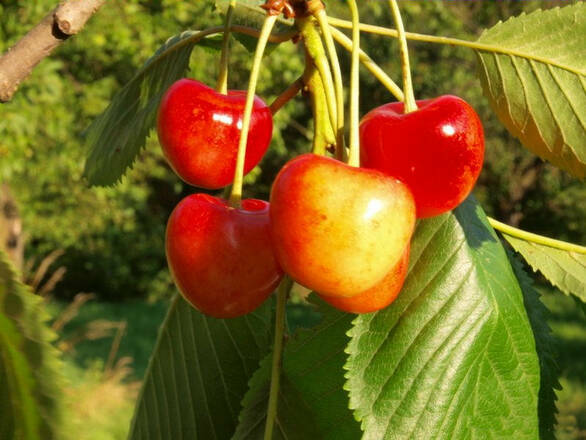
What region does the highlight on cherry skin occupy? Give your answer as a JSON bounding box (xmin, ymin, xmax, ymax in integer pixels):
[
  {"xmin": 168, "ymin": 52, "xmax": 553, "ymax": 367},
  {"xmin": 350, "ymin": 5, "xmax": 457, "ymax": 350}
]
[
  {"xmin": 360, "ymin": 95, "xmax": 485, "ymax": 218},
  {"xmin": 319, "ymin": 243, "xmax": 410, "ymax": 314},
  {"xmin": 269, "ymin": 153, "xmax": 416, "ymax": 299},
  {"xmin": 157, "ymin": 78, "xmax": 273, "ymax": 189},
  {"xmin": 165, "ymin": 193, "xmax": 283, "ymax": 319}
]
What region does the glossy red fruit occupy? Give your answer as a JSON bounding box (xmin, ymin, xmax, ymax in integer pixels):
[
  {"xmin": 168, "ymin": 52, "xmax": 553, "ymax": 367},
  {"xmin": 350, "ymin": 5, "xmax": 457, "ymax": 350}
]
[
  {"xmin": 157, "ymin": 79, "xmax": 273, "ymax": 189},
  {"xmin": 270, "ymin": 153, "xmax": 416, "ymax": 298},
  {"xmin": 319, "ymin": 244, "xmax": 410, "ymax": 314},
  {"xmin": 360, "ymin": 95, "xmax": 485, "ymax": 218},
  {"xmin": 166, "ymin": 194, "xmax": 283, "ymax": 318}
]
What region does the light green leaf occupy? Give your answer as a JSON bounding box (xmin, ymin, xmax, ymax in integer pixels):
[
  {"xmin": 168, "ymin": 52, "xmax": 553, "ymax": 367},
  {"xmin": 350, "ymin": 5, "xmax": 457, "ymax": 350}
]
[
  {"xmin": 508, "ymin": 252, "xmax": 560, "ymax": 440},
  {"xmin": 345, "ymin": 198, "xmax": 540, "ymax": 439},
  {"xmin": 502, "ymin": 234, "xmax": 586, "ymax": 303},
  {"xmin": 0, "ymin": 250, "xmax": 63, "ymax": 440},
  {"xmin": 83, "ymin": 31, "xmax": 222, "ymax": 186},
  {"xmin": 476, "ymin": 3, "xmax": 586, "ymax": 177},
  {"xmin": 128, "ymin": 294, "xmax": 274, "ymax": 440},
  {"xmin": 232, "ymin": 297, "xmax": 361, "ymax": 440}
]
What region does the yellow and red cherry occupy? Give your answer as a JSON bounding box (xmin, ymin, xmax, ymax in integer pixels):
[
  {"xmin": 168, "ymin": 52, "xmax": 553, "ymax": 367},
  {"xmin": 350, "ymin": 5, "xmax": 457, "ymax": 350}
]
[
  {"xmin": 166, "ymin": 194, "xmax": 283, "ymax": 318},
  {"xmin": 269, "ymin": 153, "xmax": 416, "ymax": 298},
  {"xmin": 319, "ymin": 244, "xmax": 410, "ymax": 314},
  {"xmin": 360, "ymin": 95, "xmax": 485, "ymax": 218},
  {"xmin": 157, "ymin": 79, "xmax": 273, "ymax": 189}
]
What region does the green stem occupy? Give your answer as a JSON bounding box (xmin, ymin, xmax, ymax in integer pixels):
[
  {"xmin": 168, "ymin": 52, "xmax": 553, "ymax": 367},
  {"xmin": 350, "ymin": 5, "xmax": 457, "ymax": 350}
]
[
  {"xmin": 264, "ymin": 276, "xmax": 293, "ymax": 440},
  {"xmin": 297, "ymin": 17, "xmax": 338, "ymax": 151},
  {"xmin": 328, "ymin": 25, "xmax": 404, "ymax": 102},
  {"xmin": 303, "ymin": 52, "xmax": 336, "ymax": 155},
  {"xmin": 347, "ymin": 0, "xmax": 360, "ymax": 168},
  {"xmin": 327, "ymin": 17, "xmax": 583, "ymax": 77},
  {"xmin": 216, "ymin": 0, "xmax": 237, "ymax": 94},
  {"xmin": 315, "ymin": 9, "xmax": 345, "ymax": 160},
  {"xmin": 388, "ymin": 0, "xmax": 416, "ymax": 113},
  {"xmin": 228, "ymin": 15, "xmax": 278, "ymax": 207},
  {"xmin": 269, "ymin": 77, "xmax": 304, "ymax": 114},
  {"xmin": 488, "ymin": 217, "xmax": 586, "ymax": 254}
]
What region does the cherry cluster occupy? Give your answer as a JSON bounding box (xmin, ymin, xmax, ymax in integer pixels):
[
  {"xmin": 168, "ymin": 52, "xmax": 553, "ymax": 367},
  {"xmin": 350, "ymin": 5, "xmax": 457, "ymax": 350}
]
[{"xmin": 158, "ymin": 78, "xmax": 484, "ymax": 319}]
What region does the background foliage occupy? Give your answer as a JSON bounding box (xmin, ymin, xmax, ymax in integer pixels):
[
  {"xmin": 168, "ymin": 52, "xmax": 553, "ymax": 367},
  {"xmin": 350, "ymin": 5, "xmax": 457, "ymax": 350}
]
[{"xmin": 0, "ymin": 0, "xmax": 584, "ymax": 439}]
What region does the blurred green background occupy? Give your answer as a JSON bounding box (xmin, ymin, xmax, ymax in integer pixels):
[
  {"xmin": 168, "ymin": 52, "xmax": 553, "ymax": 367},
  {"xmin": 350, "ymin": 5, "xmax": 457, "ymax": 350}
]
[{"xmin": 0, "ymin": 0, "xmax": 584, "ymax": 439}]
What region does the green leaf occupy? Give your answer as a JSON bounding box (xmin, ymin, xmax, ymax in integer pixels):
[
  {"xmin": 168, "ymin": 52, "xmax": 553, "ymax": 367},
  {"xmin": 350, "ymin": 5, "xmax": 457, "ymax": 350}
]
[
  {"xmin": 232, "ymin": 297, "xmax": 361, "ymax": 440},
  {"xmin": 508, "ymin": 251, "xmax": 560, "ymax": 440},
  {"xmin": 128, "ymin": 294, "xmax": 274, "ymax": 440},
  {"xmin": 345, "ymin": 198, "xmax": 540, "ymax": 439},
  {"xmin": 502, "ymin": 234, "xmax": 586, "ymax": 303},
  {"xmin": 83, "ymin": 31, "xmax": 222, "ymax": 186},
  {"xmin": 231, "ymin": 354, "xmax": 321, "ymax": 440},
  {"xmin": 214, "ymin": 0, "xmax": 293, "ymax": 34},
  {"xmin": 0, "ymin": 250, "xmax": 63, "ymax": 440},
  {"xmin": 213, "ymin": 0, "xmax": 291, "ymax": 54},
  {"xmin": 476, "ymin": 3, "xmax": 586, "ymax": 178}
]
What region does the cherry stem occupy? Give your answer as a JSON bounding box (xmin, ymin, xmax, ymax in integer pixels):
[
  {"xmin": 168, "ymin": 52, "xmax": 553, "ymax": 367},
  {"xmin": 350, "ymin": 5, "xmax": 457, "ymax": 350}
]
[
  {"xmin": 388, "ymin": 0, "xmax": 417, "ymax": 113},
  {"xmin": 216, "ymin": 0, "xmax": 236, "ymax": 94},
  {"xmin": 488, "ymin": 217, "xmax": 586, "ymax": 255},
  {"xmin": 228, "ymin": 14, "xmax": 278, "ymax": 207},
  {"xmin": 315, "ymin": 9, "xmax": 345, "ymax": 161},
  {"xmin": 269, "ymin": 76, "xmax": 304, "ymax": 114},
  {"xmin": 298, "ymin": 17, "xmax": 338, "ymax": 153},
  {"xmin": 347, "ymin": 0, "xmax": 360, "ymax": 168},
  {"xmin": 264, "ymin": 276, "xmax": 293, "ymax": 440},
  {"xmin": 328, "ymin": 25, "xmax": 404, "ymax": 102}
]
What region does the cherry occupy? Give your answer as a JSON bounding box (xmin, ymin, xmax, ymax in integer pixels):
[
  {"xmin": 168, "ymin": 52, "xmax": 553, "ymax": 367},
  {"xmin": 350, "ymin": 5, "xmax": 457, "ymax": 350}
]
[
  {"xmin": 360, "ymin": 95, "xmax": 485, "ymax": 218},
  {"xmin": 165, "ymin": 194, "xmax": 283, "ymax": 318},
  {"xmin": 269, "ymin": 153, "xmax": 415, "ymax": 298},
  {"xmin": 319, "ymin": 244, "xmax": 410, "ymax": 314},
  {"xmin": 157, "ymin": 79, "xmax": 273, "ymax": 189}
]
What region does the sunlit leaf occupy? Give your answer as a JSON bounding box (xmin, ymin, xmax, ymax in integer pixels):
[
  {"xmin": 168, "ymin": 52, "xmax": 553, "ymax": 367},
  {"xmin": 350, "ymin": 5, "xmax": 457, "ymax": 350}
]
[{"xmin": 476, "ymin": 3, "xmax": 586, "ymax": 177}]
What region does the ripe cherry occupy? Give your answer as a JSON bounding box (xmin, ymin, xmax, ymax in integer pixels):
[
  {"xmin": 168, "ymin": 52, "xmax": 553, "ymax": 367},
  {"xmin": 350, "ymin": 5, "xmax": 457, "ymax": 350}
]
[
  {"xmin": 360, "ymin": 95, "xmax": 485, "ymax": 218},
  {"xmin": 157, "ymin": 79, "xmax": 273, "ymax": 189},
  {"xmin": 269, "ymin": 153, "xmax": 415, "ymax": 298},
  {"xmin": 319, "ymin": 244, "xmax": 410, "ymax": 314},
  {"xmin": 166, "ymin": 194, "xmax": 283, "ymax": 318}
]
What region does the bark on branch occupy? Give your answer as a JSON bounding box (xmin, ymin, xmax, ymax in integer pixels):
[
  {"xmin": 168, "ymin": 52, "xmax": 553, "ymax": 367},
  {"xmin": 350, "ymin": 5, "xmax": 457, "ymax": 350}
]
[{"xmin": 0, "ymin": 0, "xmax": 105, "ymax": 103}]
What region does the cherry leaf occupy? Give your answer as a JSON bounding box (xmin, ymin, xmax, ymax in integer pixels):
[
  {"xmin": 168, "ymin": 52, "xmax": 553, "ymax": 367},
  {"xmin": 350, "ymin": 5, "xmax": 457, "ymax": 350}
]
[
  {"xmin": 345, "ymin": 198, "xmax": 540, "ymax": 439},
  {"xmin": 476, "ymin": 3, "xmax": 586, "ymax": 177}
]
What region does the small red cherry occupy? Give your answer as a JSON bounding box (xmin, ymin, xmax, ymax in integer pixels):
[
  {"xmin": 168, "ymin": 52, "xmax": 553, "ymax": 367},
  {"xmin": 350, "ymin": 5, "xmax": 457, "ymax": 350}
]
[
  {"xmin": 269, "ymin": 153, "xmax": 415, "ymax": 298},
  {"xmin": 157, "ymin": 79, "xmax": 273, "ymax": 189},
  {"xmin": 166, "ymin": 194, "xmax": 283, "ymax": 318},
  {"xmin": 319, "ymin": 244, "xmax": 410, "ymax": 314},
  {"xmin": 360, "ymin": 95, "xmax": 485, "ymax": 218}
]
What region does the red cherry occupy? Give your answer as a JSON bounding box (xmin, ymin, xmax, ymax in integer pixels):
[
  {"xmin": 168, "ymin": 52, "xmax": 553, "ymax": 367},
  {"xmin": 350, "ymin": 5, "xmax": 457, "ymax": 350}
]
[
  {"xmin": 166, "ymin": 194, "xmax": 283, "ymax": 318},
  {"xmin": 319, "ymin": 244, "xmax": 410, "ymax": 314},
  {"xmin": 157, "ymin": 79, "xmax": 273, "ymax": 189},
  {"xmin": 270, "ymin": 153, "xmax": 415, "ymax": 298},
  {"xmin": 360, "ymin": 95, "xmax": 485, "ymax": 218}
]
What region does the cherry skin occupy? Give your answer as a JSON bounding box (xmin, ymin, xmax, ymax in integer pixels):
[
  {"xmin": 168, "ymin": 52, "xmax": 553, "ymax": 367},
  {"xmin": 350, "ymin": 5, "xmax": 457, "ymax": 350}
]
[
  {"xmin": 360, "ymin": 95, "xmax": 485, "ymax": 218},
  {"xmin": 319, "ymin": 244, "xmax": 410, "ymax": 314},
  {"xmin": 157, "ymin": 79, "xmax": 273, "ymax": 189},
  {"xmin": 165, "ymin": 194, "xmax": 283, "ymax": 318},
  {"xmin": 269, "ymin": 153, "xmax": 416, "ymax": 298}
]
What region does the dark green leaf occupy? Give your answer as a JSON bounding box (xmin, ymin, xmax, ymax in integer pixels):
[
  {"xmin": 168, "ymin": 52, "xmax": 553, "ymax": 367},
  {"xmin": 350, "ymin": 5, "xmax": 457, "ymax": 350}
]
[
  {"xmin": 502, "ymin": 234, "xmax": 586, "ymax": 303},
  {"xmin": 0, "ymin": 250, "xmax": 63, "ymax": 440},
  {"xmin": 476, "ymin": 3, "xmax": 586, "ymax": 177},
  {"xmin": 83, "ymin": 31, "xmax": 222, "ymax": 186},
  {"xmin": 508, "ymin": 251, "xmax": 560, "ymax": 440},
  {"xmin": 232, "ymin": 297, "xmax": 361, "ymax": 440},
  {"xmin": 128, "ymin": 294, "xmax": 274, "ymax": 440},
  {"xmin": 345, "ymin": 198, "xmax": 540, "ymax": 439}
]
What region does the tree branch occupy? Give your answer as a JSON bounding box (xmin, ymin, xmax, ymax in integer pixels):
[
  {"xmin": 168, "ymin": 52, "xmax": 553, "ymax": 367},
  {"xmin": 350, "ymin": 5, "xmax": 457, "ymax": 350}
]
[{"xmin": 0, "ymin": 0, "xmax": 105, "ymax": 103}]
